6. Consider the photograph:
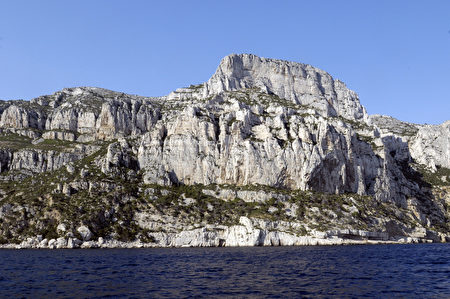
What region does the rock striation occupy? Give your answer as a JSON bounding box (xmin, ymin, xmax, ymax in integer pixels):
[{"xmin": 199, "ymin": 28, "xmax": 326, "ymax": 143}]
[
  {"xmin": 204, "ymin": 54, "xmax": 368, "ymax": 121},
  {"xmin": 0, "ymin": 54, "xmax": 449, "ymax": 248}
]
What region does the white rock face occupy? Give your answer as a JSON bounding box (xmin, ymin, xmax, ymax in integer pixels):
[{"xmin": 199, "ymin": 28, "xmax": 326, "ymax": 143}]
[
  {"xmin": 148, "ymin": 217, "xmax": 395, "ymax": 247},
  {"xmin": 0, "ymin": 105, "xmax": 46, "ymax": 129},
  {"xmin": 57, "ymin": 223, "xmax": 67, "ymax": 233},
  {"xmin": 0, "ymin": 54, "xmax": 448, "ymax": 248},
  {"xmin": 77, "ymin": 225, "xmax": 93, "ymax": 241},
  {"xmin": 39, "ymin": 238, "xmax": 48, "ymax": 248},
  {"xmin": 9, "ymin": 149, "xmax": 84, "ymax": 173},
  {"xmin": 0, "ymin": 55, "xmax": 445, "ymax": 205},
  {"xmin": 134, "ymin": 103, "xmax": 420, "ymax": 205},
  {"xmin": 48, "ymin": 239, "xmax": 56, "ymax": 249},
  {"xmin": 66, "ymin": 238, "xmax": 75, "ymax": 249},
  {"xmin": 81, "ymin": 241, "xmax": 98, "ymax": 248},
  {"xmin": 55, "ymin": 237, "xmax": 67, "ymax": 249},
  {"xmin": 370, "ymin": 115, "xmax": 450, "ymax": 171},
  {"xmin": 410, "ymin": 121, "xmax": 450, "ymax": 169},
  {"xmin": 204, "ymin": 54, "xmax": 368, "ymax": 121}
]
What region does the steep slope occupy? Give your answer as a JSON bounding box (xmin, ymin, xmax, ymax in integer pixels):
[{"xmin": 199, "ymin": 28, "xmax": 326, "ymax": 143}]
[
  {"xmin": 204, "ymin": 54, "xmax": 368, "ymax": 120},
  {"xmin": 0, "ymin": 54, "xmax": 448, "ymax": 248}
]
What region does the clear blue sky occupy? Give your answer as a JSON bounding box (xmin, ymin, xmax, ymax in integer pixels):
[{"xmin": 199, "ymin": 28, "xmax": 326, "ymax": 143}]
[{"xmin": 1, "ymin": 1, "xmax": 449, "ymax": 124}]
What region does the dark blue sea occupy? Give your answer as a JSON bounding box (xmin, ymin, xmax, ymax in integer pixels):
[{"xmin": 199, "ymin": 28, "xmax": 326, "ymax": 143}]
[{"xmin": 0, "ymin": 244, "xmax": 449, "ymax": 298}]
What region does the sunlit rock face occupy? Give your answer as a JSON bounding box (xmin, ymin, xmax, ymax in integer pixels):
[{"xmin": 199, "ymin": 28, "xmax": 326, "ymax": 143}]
[
  {"xmin": 0, "ymin": 54, "xmax": 448, "ymax": 248},
  {"xmin": 205, "ymin": 54, "xmax": 368, "ymax": 121},
  {"xmin": 409, "ymin": 121, "xmax": 450, "ymax": 170}
]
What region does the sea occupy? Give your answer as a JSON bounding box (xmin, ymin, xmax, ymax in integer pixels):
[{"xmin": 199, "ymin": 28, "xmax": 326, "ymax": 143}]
[{"xmin": 0, "ymin": 244, "xmax": 449, "ymax": 298}]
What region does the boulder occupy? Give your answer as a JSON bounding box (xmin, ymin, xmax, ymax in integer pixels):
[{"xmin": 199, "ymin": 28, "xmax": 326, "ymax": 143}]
[
  {"xmin": 77, "ymin": 225, "xmax": 93, "ymax": 241},
  {"xmin": 57, "ymin": 223, "xmax": 67, "ymax": 233},
  {"xmin": 55, "ymin": 237, "xmax": 67, "ymax": 248},
  {"xmin": 48, "ymin": 239, "xmax": 56, "ymax": 249},
  {"xmin": 39, "ymin": 238, "xmax": 49, "ymax": 248},
  {"xmin": 81, "ymin": 241, "xmax": 99, "ymax": 249}
]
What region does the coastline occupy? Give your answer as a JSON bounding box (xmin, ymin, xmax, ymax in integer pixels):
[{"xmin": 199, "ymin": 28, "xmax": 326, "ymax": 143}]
[
  {"xmin": 0, "ymin": 238, "xmax": 441, "ymax": 250},
  {"xmin": 1, "ymin": 228, "xmax": 445, "ymax": 250}
]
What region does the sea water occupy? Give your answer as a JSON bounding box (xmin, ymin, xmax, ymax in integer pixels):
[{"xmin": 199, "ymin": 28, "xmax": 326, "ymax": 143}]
[{"xmin": 0, "ymin": 244, "xmax": 449, "ymax": 298}]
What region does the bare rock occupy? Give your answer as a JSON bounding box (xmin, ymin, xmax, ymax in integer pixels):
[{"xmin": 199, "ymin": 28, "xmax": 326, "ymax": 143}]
[{"xmin": 77, "ymin": 225, "xmax": 93, "ymax": 241}]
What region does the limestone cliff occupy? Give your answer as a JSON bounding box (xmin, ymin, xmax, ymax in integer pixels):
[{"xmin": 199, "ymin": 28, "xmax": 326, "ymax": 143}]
[
  {"xmin": 204, "ymin": 54, "xmax": 368, "ymax": 120},
  {"xmin": 0, "ymin": 54, "xmax": 448, "ymax": 249}
]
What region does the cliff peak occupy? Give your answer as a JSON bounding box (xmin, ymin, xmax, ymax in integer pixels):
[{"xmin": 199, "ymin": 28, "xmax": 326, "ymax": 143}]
[{"xmin": 205, "ymin": 54, "xmax": 367, "ymax": 121}]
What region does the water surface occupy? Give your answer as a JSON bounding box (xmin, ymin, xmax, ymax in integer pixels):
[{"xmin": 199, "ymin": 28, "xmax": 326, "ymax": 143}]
[{"xmin": 0, "ymin": 244, "xmax": 449, "ymax": 298}]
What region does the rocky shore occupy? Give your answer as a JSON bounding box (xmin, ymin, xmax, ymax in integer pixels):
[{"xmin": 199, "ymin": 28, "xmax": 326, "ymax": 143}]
[{"xmin": 2, "ymin": 217, "xmax": 447, "ymax": 249}]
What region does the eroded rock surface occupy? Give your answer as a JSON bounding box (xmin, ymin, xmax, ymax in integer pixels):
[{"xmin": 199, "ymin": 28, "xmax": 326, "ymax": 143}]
[{"xmin": 0, "ymin": 54, "xmax": 448, "ymax": 248}]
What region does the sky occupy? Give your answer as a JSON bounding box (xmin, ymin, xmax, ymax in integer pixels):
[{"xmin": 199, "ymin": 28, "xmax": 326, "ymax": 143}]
[{"xmin": 0, "ymin": 0, "xmax": 449, "ymax": 124}]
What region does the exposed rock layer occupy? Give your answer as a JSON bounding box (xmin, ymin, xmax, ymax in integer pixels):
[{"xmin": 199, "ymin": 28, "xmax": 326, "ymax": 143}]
[{"xmin": 0, "ymin": 54, "xmax": 448, "ymax": 248}]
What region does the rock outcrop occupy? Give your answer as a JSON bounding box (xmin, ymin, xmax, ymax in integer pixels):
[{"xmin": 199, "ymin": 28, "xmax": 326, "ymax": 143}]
[
  {"xmin": 204, "ymin": 54, "xmax": 368, "ymax": 121},
  {"xmin": 410, "ymin": 121, "xmax": 450, "ymax": 170},
  {"xmin": 0, "ymin": 54, "xmax": 448, "ymax": 248}
]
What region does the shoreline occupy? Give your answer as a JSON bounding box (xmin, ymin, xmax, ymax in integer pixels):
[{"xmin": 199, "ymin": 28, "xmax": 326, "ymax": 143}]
[
  {"xmin": 2, "ymin": 218, "xmax": 447, "ymax": 250},
  {"xmin": 0, "ymin": 235, "xmax": 443, "ymax": 250}
]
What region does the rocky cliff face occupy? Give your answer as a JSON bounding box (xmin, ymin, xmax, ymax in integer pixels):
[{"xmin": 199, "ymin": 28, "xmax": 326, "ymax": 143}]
[
  {"xmin": 0, "ymin": 54, "xmax": 448, "ymax": 248},
  {"xmin": 204, "ymin": 54, "xmax": 368, "ymax": 121}
]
